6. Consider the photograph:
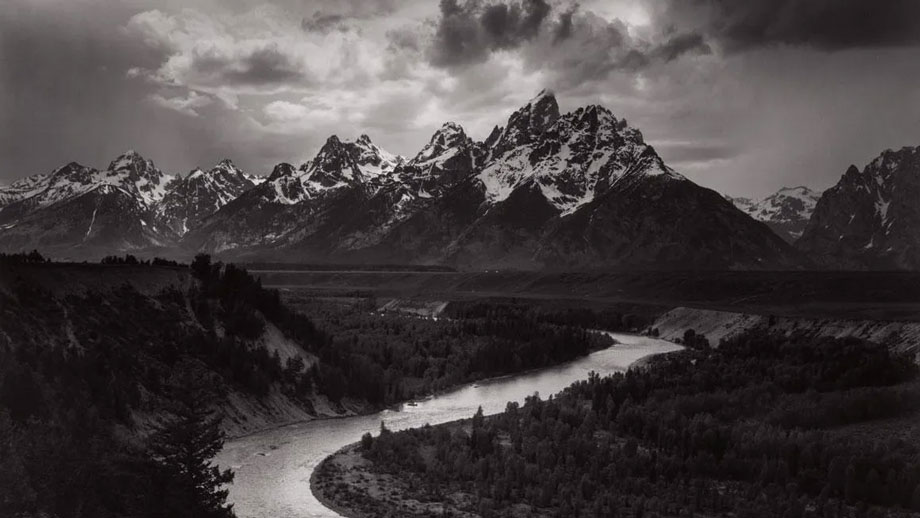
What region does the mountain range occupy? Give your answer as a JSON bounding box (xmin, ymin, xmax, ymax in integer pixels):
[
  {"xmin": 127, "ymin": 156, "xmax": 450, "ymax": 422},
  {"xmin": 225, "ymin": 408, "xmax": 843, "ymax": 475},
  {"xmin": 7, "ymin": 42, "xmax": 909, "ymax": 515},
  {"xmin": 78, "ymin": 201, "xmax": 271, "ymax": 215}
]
[
  {"xmin": 727, "ymin": 186, "xmax": 821, "ymax": 243},
  {"xmin": 0, "ymin": 91, "xmax": 915, "ymax": 270}
]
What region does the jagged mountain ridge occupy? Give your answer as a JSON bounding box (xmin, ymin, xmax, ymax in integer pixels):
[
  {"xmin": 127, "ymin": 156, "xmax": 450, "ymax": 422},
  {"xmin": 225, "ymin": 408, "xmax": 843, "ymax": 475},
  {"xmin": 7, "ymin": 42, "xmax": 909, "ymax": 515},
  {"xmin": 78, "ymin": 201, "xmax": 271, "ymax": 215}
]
[
  {"xmin": 159, "ymin": 159, "xmax": 261, "ymax": 235},
  {"xmin": 797, "ymin": 146, "xmax": 920, "ymax": 270},
  {"xmin": 0, "ymin": 151, "xmax": 258, "ymax": 254},
  {"xmin": 185, "ymin": 90, "xmax": 799, "ymax": 269},
  {"xmin": 182, "ymin": 123, "xmax": 481, "ymax": 255},
  {"xmin": 727, "ymin": 186, "xmax": 822, "ymax": 243},
  {"xmin": 370, "ymin": 92, "xmax": 798, "ymax": 269},
  {"xmin": 0, "ymin": 152, "xmax": 174, "ymax": 252},
  {"xmin": 1, "ymin": 91, "xmax": 803, "ymax": 269}
]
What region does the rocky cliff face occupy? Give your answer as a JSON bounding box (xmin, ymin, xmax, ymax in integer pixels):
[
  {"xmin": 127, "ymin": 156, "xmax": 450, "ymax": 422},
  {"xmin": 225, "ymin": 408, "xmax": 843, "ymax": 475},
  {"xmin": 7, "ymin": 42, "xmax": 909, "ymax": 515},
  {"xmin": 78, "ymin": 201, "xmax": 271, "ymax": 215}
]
[
  {"xmin": 797, "ymin": 146, "xmax": 920, "ymax": 270},
  {"xmin": 159, "ymin": 159, "xmax": 259, "ymax": 236}
]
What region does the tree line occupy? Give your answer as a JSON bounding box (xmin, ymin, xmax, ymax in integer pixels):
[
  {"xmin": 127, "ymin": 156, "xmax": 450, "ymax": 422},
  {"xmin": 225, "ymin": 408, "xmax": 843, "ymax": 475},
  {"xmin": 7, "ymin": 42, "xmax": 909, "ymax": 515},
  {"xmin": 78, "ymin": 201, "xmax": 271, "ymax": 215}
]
[{"xmin": 359, "ymin": 330, "xmax": 920, "ymax": 517}]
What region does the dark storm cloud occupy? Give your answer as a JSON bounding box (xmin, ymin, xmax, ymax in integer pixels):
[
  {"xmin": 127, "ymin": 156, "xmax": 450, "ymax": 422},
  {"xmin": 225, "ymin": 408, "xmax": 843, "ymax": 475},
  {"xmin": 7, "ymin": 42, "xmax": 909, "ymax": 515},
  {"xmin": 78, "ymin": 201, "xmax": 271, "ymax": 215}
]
[
  {"xmin": 2, "ymin": 0, "xmax": 918, "ymax": 203},
  {"xmin": 301, "ymin": 0, "xmax": 400, "ymax": 34},
  {"xmin": 191, "ymin": 45, "xmax": 306, "ymax": 86},
  {"xmin": 430, "ymin": 0, "xmax": 553, "ymax": 67},
  {"xmin": 387, "ymin": 26, "xmax": 422, "ymax": 52},
  {"xmin": 301, "ymin": 12, "xmax": 347, "ymax": 33},
  {"xmin": 653, "ymin": 32, "xmax": 711, "ymax": 62},
  {"xmin": 430, "ymin": 0, "xmax": 711, "ymax": 74},
  {"xmin": 552, "ymin": 5, "xmax": 576, "ymax": 42},
  {"xmin": 658, "ymin": 0, "xmax": 920, "ymax": 52},
  {"xmin": 480, "ymin": 0, "xmax": 551, "ymax": 44}
]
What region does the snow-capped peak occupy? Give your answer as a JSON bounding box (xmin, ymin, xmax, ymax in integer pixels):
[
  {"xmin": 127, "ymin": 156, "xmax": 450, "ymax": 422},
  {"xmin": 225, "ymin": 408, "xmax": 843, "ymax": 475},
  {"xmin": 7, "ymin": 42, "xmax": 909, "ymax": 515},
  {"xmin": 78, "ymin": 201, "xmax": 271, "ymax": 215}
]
[
  {"xmin": 303, "ymin": 133, "xmax": 401, "ymax": 186},
  {"xmin": 523, "ymin": 89, "xmax": 560, "ymax": 129},
  {"xmin": 775, "ymin": 185, "xmax": 819, "ymax": 201},
  {"xmin": 0, "ymin": 150, "xmax": 175, "ymax": 215},
  {"xmin": 347, "ymin": 134, "xmax": 402, "ymax": 177},
  {"xmin": 411, "ymin": 122, "xmax": 472, "ymax": 166},
  {"xmin": 729, "ymin": 185, "xmax": 821, "ymax": 242},
  {"xmin": 186, "ymin": 167, "xmax": 207, "ymax": 180},
  {"xmin": 107, "ymin": 149, "xmax": 147, "ymax": 172},
  {"xmin": 477, "ymin": 92, "xmax": 681, "ymax": 215},
  {"xmin": 50, "ymin": 162, "xmax": 94, "ymax": 181},
  {"xmin": 528, "ymin": 88, "xmax": 556, "ymax": 106},
  {"xmin": 158, "ymin": 159, "xmax": 258, "ymax": 235},
  {"xmin": 268, "ymin": 162, "xmax": 298, "ymax": 181},
  {"xmin": 100, "ymin": 150, "xmax": 172, "ymax": 206},
  {"xmin": 488, "ymin": 90, "xmax": 561, "ymax": 159}
]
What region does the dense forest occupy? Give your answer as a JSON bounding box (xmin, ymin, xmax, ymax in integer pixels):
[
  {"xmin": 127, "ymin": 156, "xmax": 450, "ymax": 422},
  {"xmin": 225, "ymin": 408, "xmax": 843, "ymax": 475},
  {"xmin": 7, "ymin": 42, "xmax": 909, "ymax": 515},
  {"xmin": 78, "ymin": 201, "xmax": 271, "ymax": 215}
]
[
  {"xmin": 346, "ymin": 331, "xmax": 920, "ymax": 517},
  {"xmin": 441, "ymin": 299, "xmax": 659, "ymax": 336},
  {"xmin": 0, "ymin": 252, "xmax": 314, "ymax": 517},
  {"xmin": 0, "ymin": 252, "xmax": 636, "ymax": 517},
  {"xmin": 276, "ymin": 292, "xmax": 650, "ymax": 405}
]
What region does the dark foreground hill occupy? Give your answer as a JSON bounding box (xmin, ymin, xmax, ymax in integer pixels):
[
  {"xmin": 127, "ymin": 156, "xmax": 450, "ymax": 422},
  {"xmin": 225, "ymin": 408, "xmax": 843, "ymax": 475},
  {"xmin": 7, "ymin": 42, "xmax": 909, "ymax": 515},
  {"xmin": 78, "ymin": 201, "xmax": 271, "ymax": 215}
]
[
  {"xmin": 0, "ymin": 254, "xmax": 651, "ymax": 516},
  {"xmin": 0, "ymin": 255, "xmax": 342, "ymax": 516}
]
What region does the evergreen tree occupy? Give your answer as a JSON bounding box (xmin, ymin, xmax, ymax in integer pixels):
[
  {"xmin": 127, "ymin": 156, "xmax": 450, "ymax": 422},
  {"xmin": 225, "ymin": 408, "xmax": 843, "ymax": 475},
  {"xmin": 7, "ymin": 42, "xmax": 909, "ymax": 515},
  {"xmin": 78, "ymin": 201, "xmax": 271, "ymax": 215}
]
[{"xmin": 149, "ymin": 365, "xmax": 235, "ymax": 518}]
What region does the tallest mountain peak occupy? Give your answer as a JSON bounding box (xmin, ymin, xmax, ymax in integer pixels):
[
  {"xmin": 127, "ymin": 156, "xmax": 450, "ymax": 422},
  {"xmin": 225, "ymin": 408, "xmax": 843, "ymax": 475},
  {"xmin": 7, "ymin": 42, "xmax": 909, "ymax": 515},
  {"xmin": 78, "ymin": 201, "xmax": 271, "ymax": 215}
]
[
  {"xmin": 524, "ymin": 89, "xmax": 559, "ymax": 117},
  {"xmin": 527, "ymin": 89, "xmax": 559, "ymax": 120},
  {"xmin": 489, "ymin": 90, "xmax": 560, "ymax": 156},
  {"xmin": 517, "ymin": 89, "xmax": 559, "ymax": 131},
  {"xmin": 529, "ymin": 88, "xmax": 556, "ymax": 104}
]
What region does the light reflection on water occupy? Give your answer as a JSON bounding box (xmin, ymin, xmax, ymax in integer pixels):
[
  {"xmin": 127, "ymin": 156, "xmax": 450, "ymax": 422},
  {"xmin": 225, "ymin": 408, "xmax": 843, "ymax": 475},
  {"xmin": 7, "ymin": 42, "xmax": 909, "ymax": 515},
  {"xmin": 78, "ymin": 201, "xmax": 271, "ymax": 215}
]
[{"xmin": 215, "ymin": 333, "xmax": 681, "ymax": 518}]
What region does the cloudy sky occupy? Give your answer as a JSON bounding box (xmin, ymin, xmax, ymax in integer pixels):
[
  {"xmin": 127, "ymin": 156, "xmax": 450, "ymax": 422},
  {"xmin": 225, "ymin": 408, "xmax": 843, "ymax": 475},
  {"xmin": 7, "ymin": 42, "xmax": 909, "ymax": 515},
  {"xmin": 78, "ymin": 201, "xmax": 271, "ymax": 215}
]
[{"xmin": 1, "ymin": 0, "xmax": 919, "ymax": 197}]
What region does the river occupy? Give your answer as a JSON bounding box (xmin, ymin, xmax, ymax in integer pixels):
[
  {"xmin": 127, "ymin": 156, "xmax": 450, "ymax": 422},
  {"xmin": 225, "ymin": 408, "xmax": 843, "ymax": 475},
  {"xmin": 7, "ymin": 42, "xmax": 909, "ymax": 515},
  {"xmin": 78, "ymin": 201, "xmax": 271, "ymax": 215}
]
[{"xmin": 215, "ymin": 333, "xmax": 681, "ymax": 518}]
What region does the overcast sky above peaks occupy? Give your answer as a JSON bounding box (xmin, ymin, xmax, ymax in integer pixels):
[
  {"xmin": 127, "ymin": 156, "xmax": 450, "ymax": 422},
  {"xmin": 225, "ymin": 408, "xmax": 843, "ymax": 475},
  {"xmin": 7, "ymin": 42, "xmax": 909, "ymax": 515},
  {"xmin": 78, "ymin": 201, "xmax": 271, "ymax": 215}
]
[{"xmin": 1, "ymin": 0, "xmax": 919, "ymax": 197}]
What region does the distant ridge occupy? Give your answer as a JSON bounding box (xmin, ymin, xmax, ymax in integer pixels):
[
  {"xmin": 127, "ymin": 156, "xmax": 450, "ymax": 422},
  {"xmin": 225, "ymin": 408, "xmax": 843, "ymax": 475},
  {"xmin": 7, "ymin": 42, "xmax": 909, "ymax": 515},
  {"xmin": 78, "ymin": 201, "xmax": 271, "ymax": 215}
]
[{"xmin": 726, "ymin": 185, "xmax": 821, "ymax": 243}]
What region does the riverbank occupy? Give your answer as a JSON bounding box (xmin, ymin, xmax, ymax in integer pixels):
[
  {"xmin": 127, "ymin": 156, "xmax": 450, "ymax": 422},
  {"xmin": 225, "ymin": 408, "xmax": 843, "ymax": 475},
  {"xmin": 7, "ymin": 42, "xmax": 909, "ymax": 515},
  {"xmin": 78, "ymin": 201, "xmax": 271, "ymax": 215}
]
[
  {"xmin": 219, "ymin": 334, "xmax": 679, "ymax": 518},
  {"xmin": 651, "ymin": 306, "xmax": 920, "ymax": 354},
  {"xmin": 308, "ymin": 337, "xmax": 682, "ymax": 518},
  {"xmin": 221, "ymin": 330, "xmax": 619, "ymax": 441},
  {"xmin": 311, "ymin": 441, "xmax": 484, "ymax": 518},
  {"xmin": 310, "ymin": 332, "xmax": 920, "ymax": 518}
]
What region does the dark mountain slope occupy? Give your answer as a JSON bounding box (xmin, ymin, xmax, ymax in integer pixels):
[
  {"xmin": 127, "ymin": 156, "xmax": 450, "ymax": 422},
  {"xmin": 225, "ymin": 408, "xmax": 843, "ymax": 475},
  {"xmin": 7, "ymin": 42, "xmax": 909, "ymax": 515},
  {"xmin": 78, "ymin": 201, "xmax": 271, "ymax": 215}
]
[
  {"xmin": 537, "ymin": 172, "xmax": 802, "ymax": 270},
  {"xmin": 797, "ymin": 146, "xmax": 920, "ymax": 270},
  {"xmin": 374, "ymin": 94, "xmax": 801, "ymax": 270}
]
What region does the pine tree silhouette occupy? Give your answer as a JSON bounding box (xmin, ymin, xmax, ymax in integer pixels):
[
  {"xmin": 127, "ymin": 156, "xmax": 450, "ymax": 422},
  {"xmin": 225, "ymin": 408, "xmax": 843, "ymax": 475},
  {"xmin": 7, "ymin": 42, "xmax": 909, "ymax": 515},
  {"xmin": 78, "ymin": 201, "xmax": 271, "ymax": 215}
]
[{"xmin": 149, "ymin": 365, "xmax": 235, "ymax": 517}]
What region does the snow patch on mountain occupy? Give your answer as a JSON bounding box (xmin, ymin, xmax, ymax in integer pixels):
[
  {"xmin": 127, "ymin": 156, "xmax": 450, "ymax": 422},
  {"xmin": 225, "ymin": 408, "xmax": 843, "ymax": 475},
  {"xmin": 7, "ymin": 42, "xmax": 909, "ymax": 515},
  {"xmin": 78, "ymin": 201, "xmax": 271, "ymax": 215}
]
[
  {"xmin": 728, "ymin": 186, "xmax": 821, "ymax": 242},
  {"xmin": 478, "ymin": 102, "xmax": 682, "ymax": 215}
]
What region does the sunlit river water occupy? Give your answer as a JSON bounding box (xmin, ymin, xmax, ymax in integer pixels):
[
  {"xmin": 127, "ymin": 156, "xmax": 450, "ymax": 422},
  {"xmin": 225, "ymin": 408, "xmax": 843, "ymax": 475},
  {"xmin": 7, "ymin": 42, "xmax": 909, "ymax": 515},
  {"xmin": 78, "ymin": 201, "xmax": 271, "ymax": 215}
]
[{"xmin": 216, "ymin": 333, "xmax": 682, "ymax": 518}]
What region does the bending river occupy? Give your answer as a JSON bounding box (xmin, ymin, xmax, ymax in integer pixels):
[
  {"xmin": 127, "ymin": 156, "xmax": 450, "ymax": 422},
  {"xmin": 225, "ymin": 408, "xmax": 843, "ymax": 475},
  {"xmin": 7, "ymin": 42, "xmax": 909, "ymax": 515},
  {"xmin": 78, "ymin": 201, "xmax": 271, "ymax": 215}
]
[{"xmin": 216, "ymin": 333, "xmax": 681, "ymax": 518}]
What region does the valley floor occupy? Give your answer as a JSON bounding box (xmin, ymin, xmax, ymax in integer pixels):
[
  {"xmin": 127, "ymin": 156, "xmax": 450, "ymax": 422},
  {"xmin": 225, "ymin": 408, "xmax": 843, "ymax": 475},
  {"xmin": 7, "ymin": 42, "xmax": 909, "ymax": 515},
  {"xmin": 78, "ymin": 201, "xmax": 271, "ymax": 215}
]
[{"xmin": 256, "ymin": 269, "xmax": 920, "ymax": 321}]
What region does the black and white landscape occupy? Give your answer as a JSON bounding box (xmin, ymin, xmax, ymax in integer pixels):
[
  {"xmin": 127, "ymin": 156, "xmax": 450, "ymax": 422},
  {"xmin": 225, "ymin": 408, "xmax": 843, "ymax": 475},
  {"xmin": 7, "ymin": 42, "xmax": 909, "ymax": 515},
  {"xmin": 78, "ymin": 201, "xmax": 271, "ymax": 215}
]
[
  {"xmin": 2, "ymin": 1, "xmax": 920, "ymax": 518},
  {"xmin": 4, "ymin": 92, "xmax": 920, "ymax": 271}
]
